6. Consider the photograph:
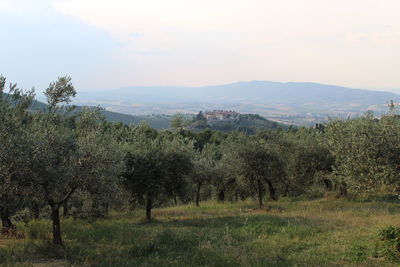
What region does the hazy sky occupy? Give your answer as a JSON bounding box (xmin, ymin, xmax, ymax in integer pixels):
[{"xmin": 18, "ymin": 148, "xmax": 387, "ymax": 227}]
[{"xmin": 1, "ymin": 0, "xmax": 400, "ymax": 93}]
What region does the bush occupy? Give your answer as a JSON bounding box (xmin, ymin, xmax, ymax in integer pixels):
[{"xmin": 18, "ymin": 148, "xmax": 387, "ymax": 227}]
[
  {"xmin": 22, "ymin": 220, "xmax": 52, "ymax": 240},
  {"xmin": 12, "ymin": 208, "xmax": 32, "ymax": 224},
  {"xmin": 377, "ymin": 225, "xmax": 400, "ymax": 261}
]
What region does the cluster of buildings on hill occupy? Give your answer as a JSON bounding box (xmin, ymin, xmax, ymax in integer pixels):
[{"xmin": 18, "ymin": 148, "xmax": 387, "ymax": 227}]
[{"xmin": 203, "ymin": 110, "xmax": 240, "ymax": 125}]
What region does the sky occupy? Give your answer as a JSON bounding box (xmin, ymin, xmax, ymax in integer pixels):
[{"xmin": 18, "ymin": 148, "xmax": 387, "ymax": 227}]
[{"xmin": 1, "ymin": 0, "xmax": 400, "ymax": 94}]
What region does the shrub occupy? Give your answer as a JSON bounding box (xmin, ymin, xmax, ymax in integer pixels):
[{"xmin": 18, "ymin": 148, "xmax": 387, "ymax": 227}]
[
  {"xmin": 23, "ymin": 220, "xmax": 52, "ymax": 240},
  {"xmin": 378, "ymin": 225, "xmax": 400, "ymax": 261}
]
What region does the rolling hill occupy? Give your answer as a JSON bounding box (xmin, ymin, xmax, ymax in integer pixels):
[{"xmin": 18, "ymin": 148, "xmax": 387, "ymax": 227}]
[
  {"xmin": 74, "ymin": 81, "xmax": 400, "ymax": 125},
  {"xmin": 24, "ymin": 98, "xmax": 173, "ymax": 129},
  {"xmin": 24, "ymin": 97, "xmax": 283, "ymax": 131},
  {"xmin": 188, "ymin": 112, "xmax": 286, "ymax": 134}
]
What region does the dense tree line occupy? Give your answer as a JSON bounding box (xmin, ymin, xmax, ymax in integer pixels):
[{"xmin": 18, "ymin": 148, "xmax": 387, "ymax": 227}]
[{"xmin": 1, "ymin": 76, "xmax": 400, "ymax": 246}]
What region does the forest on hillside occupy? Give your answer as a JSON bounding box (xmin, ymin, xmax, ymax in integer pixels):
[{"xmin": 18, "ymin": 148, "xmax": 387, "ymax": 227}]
[{"xmin": 2, "ymin": 76, "xmax": 400, "ymax": 264}]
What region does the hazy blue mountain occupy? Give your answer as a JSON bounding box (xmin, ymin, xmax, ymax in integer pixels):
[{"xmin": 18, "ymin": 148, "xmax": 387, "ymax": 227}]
[
  {"xmin": 76, "ymin": 81, "xmax": 400, "ymax": 105},
  {"xmin": 74, "ymin": 81, "xmax": 400, "ymax": 125}
]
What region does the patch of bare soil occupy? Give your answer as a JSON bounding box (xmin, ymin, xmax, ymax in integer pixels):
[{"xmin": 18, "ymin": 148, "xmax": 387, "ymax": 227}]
[{"xmin": 1, "ymin": 226, "xmax": 25, "ymax": 239}]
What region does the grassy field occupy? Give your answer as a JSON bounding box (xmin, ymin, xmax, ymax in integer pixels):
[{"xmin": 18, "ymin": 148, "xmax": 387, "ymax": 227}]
[{"xmin": 1, "ymin": 197, "xmax": 400, "ymax": 266}]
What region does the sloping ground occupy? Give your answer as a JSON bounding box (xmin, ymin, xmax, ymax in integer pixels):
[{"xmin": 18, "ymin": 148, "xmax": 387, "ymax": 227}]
[
  {"xmin": 1, "ymin": 199, "xmax": 399, "ymax": 266},
  {"xmin": 1, "ymin": 93, "xmax": 173, "ymax": 129},
  {"xmin": 189, "ymin": 113, "xmax": 287, "ymax": 133},
  {"xmin": 27, "ymin": 99, "xmax": 173, "ymax": 129}
]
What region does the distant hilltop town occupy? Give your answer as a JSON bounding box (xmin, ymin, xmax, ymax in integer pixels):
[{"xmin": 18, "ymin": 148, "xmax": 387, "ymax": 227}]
[{"xmin": 203, "ymin": 110, "xmax": 240, "ymax": 124}]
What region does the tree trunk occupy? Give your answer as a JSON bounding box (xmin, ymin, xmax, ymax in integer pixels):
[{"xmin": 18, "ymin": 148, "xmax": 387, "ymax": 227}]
[
  {"xmin": 195, "ymin": 183, "xmax": 202, "ymax": 207},
  {"xmin": 146, "ymin": 198, "xmax": 152, "ymax": 221},
  {"xmin": 323, "ymin": 179, "xmax": 333, "ymax": 192},
  {"xmin": 266, "ymin": 179, "xmax": 277, "ymax": 201},
  {"xmin": 0, "ymin": 207, "xmax": 13, "ymax": 228},
  {"xmin": 91, "ymin": 198, "xmax": 100, "ymax": 218},
  {"xmin": 218, "ymin": 189, "xmax": 225, "ymax": 202},
  {"xmin": 63, "ymin": 199, "xmax": 69, "ymax": 217},
  {"xmin": 51, "ymin": 204, "xmax": 62, "ymax": 245},
  {"xmin": 33, "ymin": 202, "xmax": 40, "ymax": 219},
  {"xmin": 337, "ymin": 182, "xmax": 347, "ymax": 197},
  {"xmin": 283, "ymin": 183, "xmax": 290, "ymax": 197},
  {"xmin": 174, "ymin": 196, "xmax": 178, "ymax": 206},
  {"xmin": 257, "ymin": 179, "xmax": 264, "ymax": 208}
]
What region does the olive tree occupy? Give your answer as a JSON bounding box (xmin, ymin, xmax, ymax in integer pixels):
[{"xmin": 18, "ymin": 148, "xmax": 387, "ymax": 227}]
[
  {"xmin": 325, "ymin": 111, "xmax": 400, "ymax": 195},
  {"xmin": 122, "ymin": 125, "xmax": 194, "ymax": 220},
  {"xmin": 29, "ymin": 77, "xmax": 122, "ymax": 245},
  {"xmin": 66, "ymin": 110, "xmax": 124, "ymax": 219},
  {"xmin": 191, "ymin": 143, "xmax": 220, "ymax": 206},
  {"xmin": 228, "ymin": 136, "xmax": 286, "ymax": 208},
  {"xmin": 278, "ymin": 128, "xmax": 334, "ymax": 196},
  {"xmin": 0, "ymin": 76, "xmax": 34, "ymax": 229}
]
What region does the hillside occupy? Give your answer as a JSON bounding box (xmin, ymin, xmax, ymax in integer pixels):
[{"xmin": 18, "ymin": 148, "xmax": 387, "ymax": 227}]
[
  {"xmin": 26, "ymin": 98, "xmax": 173, "ymax": 129},
  {"xmin": 74, "ymin": 81, "xmax": 400, "ymax": 125},
  {"xmin": 188, "ymin": 111, "xmax": 286, "ymax": 134},
  {"xmin": 24, "ymin": 98, "xmax": 284, "ymax": 131}
]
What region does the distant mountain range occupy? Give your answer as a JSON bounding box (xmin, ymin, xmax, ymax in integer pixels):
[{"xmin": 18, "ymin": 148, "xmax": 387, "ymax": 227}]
[{"xmin": 74, "ymin": 81, "xmax": 400, "ymax": 125}]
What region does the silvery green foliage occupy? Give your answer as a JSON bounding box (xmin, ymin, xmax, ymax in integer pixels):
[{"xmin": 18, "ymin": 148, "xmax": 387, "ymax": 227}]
[
  {"xmin": 122, "ymin": 124, "xmax": 194, "ymax": 218},
  {"xmin": 325, "ymin": 111, "xmax": 400, "ymax": 194},
  {"xmin": 0, "ymin": 76, "xmax": 34, "ymax": 227},
  {"xmin": 44, "ymin": 76, "xmax": 76, "ymax": 113}
]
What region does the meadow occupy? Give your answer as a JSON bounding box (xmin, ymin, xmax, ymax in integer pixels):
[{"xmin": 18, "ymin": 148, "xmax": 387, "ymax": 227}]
[{"xmin": 1, "ymin": 197, "xmax": 399, "ymax": 266}]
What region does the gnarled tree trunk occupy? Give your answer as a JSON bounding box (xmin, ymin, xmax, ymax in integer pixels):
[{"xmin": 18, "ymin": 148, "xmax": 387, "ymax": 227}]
[
  {"xmin": 323, "ymin": 179, "xmax": 333, "ymax": 192},
  {"xmin": 257, "ymin": 179, "xmax": 264, "ymax": 208},
  {"xmin": 283, "ymin": 182, "xmax": 290, "ymax": 197},
  {"xmin": 195, "ymin": 182, "xmax": 202, "ymax": 207},
  {"xmin": 266, "ymin": 179, "xmax": 277, "ymax": 201},
  {"xmin": 63, "ymin": 199, "xmax": 69, "ymax": 217},
  {"xmin": 146, "ymin": 198, "xmax": 152, "ymax": 221},
  {"xmin": 50, "ymin": 203, "xmax": 62, "ymax": 245},
  {"xmin": 218, "ymin": 189, "xmax": 225, "ymax": 202},
  {"xmin": 0, "ymin": 207, "xmax": 13, "ymax": 228},
  {"xmin": 33, "ymin": 202, "xmax": 40, "ymax": 219}
]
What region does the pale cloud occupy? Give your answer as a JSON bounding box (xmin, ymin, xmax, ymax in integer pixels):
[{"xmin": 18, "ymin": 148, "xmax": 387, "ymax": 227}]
[
  {"xmin": 347, "ymin": 31, "xmax": 400, "ymax": 47},
  {"xmin": 51, "ymin": 0, "xmax": 400, "ymax": 41},
  {"xmin": 0, "ymin": 0, "xmax": 118, "ymax": 92},
  {"xmin": 3, "ymin": 0, "xmax": 400, "ymax": 89},
  {"xmin": 49, "ymin": 0, "xmax": 400, "ymax": 89},
  {"xmin": 0, "ymin": 0, "xmax": 50, "ymax": 14},
  {"xmin": 0, "ymin": 1, "xmax": 7, "ymax": 10}
]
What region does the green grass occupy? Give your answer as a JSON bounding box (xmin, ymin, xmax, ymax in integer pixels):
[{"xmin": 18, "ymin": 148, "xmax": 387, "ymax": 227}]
[{"xmin": 1, "ymin": 198, "xmax": 400, "ymax": 266}]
